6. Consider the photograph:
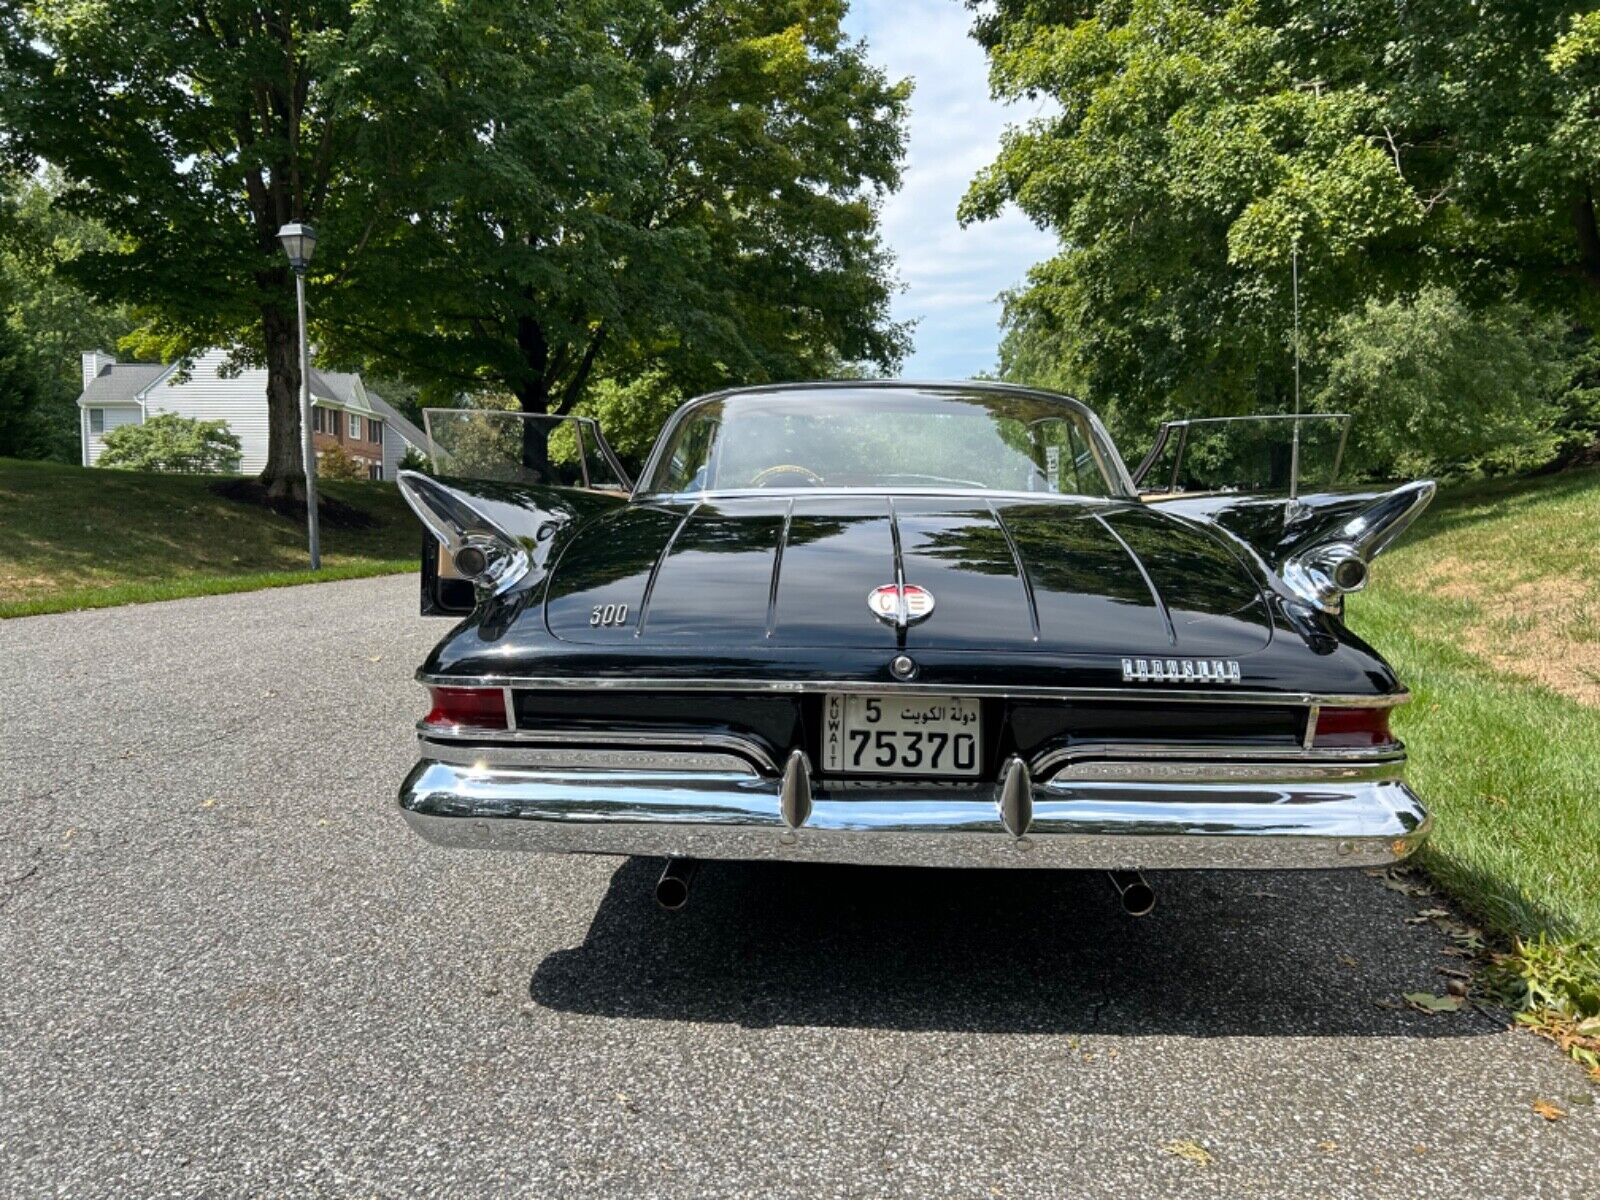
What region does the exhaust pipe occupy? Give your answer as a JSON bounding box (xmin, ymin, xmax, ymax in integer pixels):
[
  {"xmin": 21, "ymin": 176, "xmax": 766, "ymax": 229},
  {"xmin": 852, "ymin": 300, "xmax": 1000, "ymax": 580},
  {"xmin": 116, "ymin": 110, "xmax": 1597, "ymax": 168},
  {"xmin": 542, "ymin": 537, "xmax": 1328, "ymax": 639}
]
[
  {"xmin": 1108, "ymin": 870, "xmax": 1155, "ymax": 917},
  {"xmin": 655, "ymin": 858, "xmax": 699, "ymax": 910}
]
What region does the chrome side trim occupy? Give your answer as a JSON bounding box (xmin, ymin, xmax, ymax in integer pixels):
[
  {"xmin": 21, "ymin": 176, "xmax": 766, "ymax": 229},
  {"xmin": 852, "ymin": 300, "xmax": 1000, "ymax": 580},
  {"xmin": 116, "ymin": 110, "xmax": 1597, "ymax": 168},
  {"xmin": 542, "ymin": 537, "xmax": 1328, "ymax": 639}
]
[
  {"xmin": 417, "ymin": 672, "xmax": 1409, "ymax": 709},
  {"xmin": 398, "ymin": 760, "xmax": 1430, "ymax": 870},
  {"xmin": 415, "ymin": 727, "xmax": 780, "ymax": 775}
]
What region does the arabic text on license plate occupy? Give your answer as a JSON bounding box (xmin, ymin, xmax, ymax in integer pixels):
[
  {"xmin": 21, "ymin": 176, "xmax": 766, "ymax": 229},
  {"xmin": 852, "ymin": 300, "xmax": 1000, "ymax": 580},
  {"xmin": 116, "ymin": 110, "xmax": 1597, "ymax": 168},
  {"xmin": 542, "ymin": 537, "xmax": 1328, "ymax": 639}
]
[{"xmin": 822, "ymin": 693, "xmax": 982, "ymax": 777}]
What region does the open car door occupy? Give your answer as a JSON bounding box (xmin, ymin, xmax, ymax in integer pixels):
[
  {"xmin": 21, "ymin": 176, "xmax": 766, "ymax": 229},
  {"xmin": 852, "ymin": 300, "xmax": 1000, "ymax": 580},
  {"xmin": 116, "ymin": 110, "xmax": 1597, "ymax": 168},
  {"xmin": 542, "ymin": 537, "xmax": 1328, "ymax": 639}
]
[
  {"xmin": 413, "ymin": 409, "xmax": 632, "ymax": 617},
  {"xmin": 1132, "ymin": 413, "xmax": 1433, "ymax": 615}
]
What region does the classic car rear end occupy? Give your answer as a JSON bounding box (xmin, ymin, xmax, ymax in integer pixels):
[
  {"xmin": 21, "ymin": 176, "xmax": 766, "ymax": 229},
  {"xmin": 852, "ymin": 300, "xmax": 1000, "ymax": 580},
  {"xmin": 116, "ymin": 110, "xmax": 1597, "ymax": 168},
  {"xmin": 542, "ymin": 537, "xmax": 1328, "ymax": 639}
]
[{"xmin": 397, "ymin": 384, "xmax": 1432, "ymax": 908}]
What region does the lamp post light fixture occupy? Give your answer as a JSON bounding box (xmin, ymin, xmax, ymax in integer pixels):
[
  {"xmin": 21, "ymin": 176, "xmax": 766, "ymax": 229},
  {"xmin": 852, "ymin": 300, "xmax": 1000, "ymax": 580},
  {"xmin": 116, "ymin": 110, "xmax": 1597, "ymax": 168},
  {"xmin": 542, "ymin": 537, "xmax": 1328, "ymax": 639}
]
[{"xmin": 277, "ymin": 222, "xmax": 321, "ymax": 569}]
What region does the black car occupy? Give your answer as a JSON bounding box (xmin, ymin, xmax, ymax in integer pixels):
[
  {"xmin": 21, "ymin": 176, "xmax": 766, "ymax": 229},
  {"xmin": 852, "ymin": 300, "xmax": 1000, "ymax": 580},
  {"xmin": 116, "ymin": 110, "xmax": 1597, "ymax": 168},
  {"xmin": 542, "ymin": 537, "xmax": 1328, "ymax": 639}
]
[{"xmin": 397, "ymin": 382, "xmax": 1433, "ymax": 912}]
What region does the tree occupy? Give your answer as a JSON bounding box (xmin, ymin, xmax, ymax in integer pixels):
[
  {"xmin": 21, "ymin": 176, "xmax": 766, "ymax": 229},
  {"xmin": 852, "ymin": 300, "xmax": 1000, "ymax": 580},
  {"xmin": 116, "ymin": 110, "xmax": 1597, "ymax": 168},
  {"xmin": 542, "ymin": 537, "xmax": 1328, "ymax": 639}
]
[
  {"xmin": 0, "ymin": 170, "xmax": 136, "ymax": 461},
  {"xmin": 0, "ymin": 282, "xmax": 45, "ymax": 457},
  {"xmin": 1318, "ymin": 287, "xmax": 1566, "ymax": 477},
  {"xmin": 962, "ymin": 0, "xmax": 1598, "ymax": 466},
  {"xmin": 0, "ymin": 1, "xmax": 450, "ymax": 497},
  {"xmin": 329, "ymin": 0, "xmax": 911, "ymax": 468},
  {"xmin": 97, "ymin": 412, "xmax": 242, "ymax": 473}
]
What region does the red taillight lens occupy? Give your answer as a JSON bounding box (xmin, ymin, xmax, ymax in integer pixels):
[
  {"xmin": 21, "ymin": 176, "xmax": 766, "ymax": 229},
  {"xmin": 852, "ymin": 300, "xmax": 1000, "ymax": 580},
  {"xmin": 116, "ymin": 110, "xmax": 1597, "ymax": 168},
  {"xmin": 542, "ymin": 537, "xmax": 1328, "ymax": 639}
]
[
  {"xmin": 423, "ymin": 686, "xmax": 507, "ymax": 731},
  {"xmin": 1312, "ymin": 706, "xmax": 1393, "ymax": 748}
]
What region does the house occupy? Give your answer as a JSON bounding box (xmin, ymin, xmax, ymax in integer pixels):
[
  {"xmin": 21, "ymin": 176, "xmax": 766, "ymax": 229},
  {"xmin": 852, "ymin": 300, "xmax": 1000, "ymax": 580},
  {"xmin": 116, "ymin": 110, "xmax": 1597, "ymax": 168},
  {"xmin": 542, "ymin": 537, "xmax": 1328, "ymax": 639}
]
[{"xmin": 77, "ymin": 348, "xmax": 429, "ymax": 481}]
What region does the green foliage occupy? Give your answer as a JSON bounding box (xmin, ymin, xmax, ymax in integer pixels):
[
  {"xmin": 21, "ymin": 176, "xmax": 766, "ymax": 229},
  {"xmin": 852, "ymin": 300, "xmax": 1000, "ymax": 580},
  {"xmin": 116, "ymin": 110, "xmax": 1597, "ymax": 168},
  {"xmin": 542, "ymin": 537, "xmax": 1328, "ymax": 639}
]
[
  {"xmin": 966, "ymin": 0, "xmax": 1600, "ymax": 472},
  {"xmin": 0, "ymin": 171, "xmax": 135, "ymax": 460},
  {"xmin": 397, "ymin": 445, "xmax": 431, "ymax": 475},
  {"xmin": 0, "ymin": 288, "xmax": 44, "ymax": 457},
  {"xmin": 316, "ymin": 441, "xmax": 366, "ymax": 482},
  {"xmin": 330, "ymin": 0, "xmax": 911, "ymax": 425},
  {"xmin": 0, "ymin": 1, "xmax": 462, "ymax": 489},
  {"xmin": 98, "ymin": 413, "xmax": 242, "ymax": 474},
  {"xmin": 1317, "ymin": 287, "xmax": 1567, "ymax": 477},
  {"xmin": 574, "ymin": 371, "xmax": 686, "ymax": 465}
]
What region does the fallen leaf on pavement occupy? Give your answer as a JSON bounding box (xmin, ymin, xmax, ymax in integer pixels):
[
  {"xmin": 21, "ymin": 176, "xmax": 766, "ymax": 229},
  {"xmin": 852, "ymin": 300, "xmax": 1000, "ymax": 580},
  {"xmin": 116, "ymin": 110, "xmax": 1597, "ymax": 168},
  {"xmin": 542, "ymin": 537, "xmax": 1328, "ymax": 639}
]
[
  {"xmin": 1403, "ymin": 992, "xmax": 1463, "ymax": 1013},
  {"xmin": 1532, "ymin": 1100, "xmax": 1566, "ymax": 1122},
  {"xmin": 1316, "ymin": 1140, "xmax": 1339, "ymax": 1154},
  {"xmin": 1162, "ymin": 1140, "xmax": 1213, "ymax": 1167}
]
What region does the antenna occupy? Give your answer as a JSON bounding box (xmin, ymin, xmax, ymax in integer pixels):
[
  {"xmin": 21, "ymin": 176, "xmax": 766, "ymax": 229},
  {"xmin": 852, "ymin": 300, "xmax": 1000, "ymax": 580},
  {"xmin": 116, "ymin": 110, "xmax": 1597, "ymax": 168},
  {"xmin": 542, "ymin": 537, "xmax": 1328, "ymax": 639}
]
[{"xmin": 1289, "ymin": 243, "xmax": 1302, "ymax": 505}]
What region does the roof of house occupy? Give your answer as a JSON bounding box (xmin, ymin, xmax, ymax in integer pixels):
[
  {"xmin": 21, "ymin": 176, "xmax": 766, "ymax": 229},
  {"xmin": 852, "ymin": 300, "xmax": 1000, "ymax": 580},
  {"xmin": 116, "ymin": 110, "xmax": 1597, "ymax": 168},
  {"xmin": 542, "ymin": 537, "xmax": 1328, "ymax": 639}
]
[
  {"xmin": 78, "ymin": 363, "xmax": 168, "ymax": 407},
  {"xmin": 309, "ymin": 368, "xmax": 366, "ymax": 410},
  {"xmin": 361, "ymin": 387, "xmax": 429, "ymax": 450}
]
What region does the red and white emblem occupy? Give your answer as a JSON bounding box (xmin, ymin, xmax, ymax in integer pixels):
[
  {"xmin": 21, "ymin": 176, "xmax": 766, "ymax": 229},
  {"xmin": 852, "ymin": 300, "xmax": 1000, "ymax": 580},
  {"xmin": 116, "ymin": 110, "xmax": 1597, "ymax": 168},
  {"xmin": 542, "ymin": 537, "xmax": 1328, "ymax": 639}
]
[{"xmin": 867, "ymin": 583, "xmax": 935, "ymax": 626}]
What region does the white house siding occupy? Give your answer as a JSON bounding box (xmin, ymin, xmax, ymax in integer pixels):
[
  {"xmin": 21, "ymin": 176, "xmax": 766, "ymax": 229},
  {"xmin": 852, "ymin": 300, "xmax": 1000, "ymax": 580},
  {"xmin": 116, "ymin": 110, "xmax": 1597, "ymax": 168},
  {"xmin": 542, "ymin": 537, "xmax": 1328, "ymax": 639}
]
[
  {"xmin": 381, "ymin": 424, "xmax": 427, "ymax": 480},
  {"xmin": 82, "ymin": 405, "xmax": 144, "ymax": 465},
  {"xmin": 140, "ymin": 349, "xmax": 273, "ymax": 474}
]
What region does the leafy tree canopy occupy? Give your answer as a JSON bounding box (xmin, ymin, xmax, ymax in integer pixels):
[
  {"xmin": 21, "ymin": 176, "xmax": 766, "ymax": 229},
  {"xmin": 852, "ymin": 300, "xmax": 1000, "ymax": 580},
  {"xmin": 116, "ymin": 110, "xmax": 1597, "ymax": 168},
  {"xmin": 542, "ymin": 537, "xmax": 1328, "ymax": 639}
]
[
  {"xmin": 328, "ymin": 0, "xmax": 912, "ymax": 446},
  {"xmin": 0, "ymin": 170, "xmax": 135, "ymax": 460},
  {"xmin": 1, "ymin": 0, "xmax": 471, "ymax": 494},
  {"xmin": 964, "ymin": 0, "xmax": 1600, "ymax": 472},
  {"xmin": 97, "ymin": 412, "xmax": 242, "ymax": 473}
]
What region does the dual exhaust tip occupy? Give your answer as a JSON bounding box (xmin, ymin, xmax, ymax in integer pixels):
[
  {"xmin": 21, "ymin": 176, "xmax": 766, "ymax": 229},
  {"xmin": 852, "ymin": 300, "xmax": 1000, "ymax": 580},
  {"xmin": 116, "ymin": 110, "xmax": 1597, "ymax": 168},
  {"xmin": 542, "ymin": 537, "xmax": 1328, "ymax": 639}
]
[{"xmin": 655, "ymin": 858, "xmax": 1156, "ymax": 917}]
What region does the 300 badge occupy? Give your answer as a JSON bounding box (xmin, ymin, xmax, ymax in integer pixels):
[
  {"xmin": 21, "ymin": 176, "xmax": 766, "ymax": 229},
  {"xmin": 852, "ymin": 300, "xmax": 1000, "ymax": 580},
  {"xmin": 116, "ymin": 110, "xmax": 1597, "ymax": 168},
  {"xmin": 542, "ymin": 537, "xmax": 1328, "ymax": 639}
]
[{"xmin": 590, "ymin": 603, "xmax": 630, "ymax": 628}]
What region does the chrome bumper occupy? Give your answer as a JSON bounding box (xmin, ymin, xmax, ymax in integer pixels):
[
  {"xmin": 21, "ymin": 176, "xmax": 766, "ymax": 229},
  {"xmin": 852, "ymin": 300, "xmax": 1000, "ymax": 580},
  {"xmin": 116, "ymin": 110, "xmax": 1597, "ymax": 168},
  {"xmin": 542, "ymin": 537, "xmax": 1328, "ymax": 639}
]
[{"xmin": 397, "ymin": 743, "xmax": 1430, "ymax": 870}]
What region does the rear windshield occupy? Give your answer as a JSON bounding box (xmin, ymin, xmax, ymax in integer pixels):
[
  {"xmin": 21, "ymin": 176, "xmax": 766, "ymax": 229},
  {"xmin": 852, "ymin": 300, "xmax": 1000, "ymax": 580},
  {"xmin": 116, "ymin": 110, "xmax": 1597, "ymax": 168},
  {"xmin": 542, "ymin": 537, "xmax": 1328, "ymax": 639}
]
[{"xmin": 642, "ymin": 388, "xmax": 1120, "ymax": 498}]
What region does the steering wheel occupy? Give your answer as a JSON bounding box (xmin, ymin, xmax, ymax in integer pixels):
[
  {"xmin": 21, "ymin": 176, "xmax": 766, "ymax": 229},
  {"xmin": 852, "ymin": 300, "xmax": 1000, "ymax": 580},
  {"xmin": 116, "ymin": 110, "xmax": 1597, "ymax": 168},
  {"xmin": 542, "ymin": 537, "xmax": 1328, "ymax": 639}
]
[{"xmin": 750, "ymin": 463, "xmax": 824, "ymax": 488}]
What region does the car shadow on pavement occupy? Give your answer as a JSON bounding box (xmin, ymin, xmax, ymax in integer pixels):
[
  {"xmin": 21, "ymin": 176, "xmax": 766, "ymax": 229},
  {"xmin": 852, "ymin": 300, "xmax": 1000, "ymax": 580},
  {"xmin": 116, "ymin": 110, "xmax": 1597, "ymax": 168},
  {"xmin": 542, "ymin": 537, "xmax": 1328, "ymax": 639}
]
[{"xmin": 528, "ymin": 857, "xmax": 1500, "ymax": 1037}]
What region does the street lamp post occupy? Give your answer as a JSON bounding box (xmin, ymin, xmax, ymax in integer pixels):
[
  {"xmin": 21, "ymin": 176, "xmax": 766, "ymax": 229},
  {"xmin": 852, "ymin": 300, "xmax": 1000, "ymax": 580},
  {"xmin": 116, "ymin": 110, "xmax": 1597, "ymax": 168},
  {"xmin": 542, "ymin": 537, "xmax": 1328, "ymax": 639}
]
[{"xmin": 277, "ymin": 222, "xmax": 321, "ymax": 570}]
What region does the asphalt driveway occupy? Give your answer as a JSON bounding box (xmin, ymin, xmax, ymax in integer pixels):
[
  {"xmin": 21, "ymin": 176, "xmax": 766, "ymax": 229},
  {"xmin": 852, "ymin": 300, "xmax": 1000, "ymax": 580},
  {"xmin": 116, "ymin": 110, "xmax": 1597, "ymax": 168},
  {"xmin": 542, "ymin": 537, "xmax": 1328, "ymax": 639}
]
[{"xmin": 2, "ymin": 576, "xmax": 1595, "ymax": 1197}]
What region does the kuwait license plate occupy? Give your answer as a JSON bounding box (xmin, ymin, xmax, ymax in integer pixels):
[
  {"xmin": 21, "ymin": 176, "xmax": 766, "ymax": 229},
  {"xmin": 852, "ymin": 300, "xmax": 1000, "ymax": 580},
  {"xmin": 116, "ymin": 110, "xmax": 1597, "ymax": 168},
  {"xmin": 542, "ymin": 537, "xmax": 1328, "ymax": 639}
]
[{"xmin": 822, "ymin": 693, "xmax": 982, "ymax": 777}]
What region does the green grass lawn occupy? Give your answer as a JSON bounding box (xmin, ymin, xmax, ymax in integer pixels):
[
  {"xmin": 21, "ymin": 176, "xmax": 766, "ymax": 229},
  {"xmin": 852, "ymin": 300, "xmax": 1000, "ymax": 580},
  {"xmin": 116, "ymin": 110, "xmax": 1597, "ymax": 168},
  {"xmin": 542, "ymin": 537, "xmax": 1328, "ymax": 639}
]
[
  {"xmin": 1346, "ymin": 465, "xmax": 1600, "ymax": 1068},
  {"xmin": 0, "ymin": 457, "xmax": 417, "ymax": 617}
]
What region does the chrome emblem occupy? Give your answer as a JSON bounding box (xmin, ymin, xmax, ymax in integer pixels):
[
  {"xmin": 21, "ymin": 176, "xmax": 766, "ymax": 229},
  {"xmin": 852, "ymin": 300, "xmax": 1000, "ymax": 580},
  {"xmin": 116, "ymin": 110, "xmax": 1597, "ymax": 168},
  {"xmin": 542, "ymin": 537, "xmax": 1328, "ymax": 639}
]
[
  {"xmin": 868, "ymin": 583, "xmax": 934, "ymax": 626},
  {"xmin": 1122, "ymin": 657, "xmax": 1241, "ymax": 684}
]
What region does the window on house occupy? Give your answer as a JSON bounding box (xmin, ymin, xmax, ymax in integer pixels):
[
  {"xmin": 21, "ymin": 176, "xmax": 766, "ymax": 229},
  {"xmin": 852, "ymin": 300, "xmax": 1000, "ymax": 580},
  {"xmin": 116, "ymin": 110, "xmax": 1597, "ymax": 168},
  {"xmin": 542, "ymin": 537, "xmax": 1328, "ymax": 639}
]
[
  {"xmin": 349, "ymin": 414, "xmax": 362, "ymax": 441},
  {"xmin": 368, "ymin": 463, "xmax": 383, "ymax": 481},
  {"xmin": 331, "ymin": 410, "xmax": 342, "ymax": 438},
  {"xmin": 312, "ymin": 406, "xmax": 326, "ymax": 433},
  {"xmin": 89, "ymin": 408, "xmax": 105, "ymax": 434},
  {"xmin": 370, "ymin": 421, "xmax": 383, "ymax": 445}
]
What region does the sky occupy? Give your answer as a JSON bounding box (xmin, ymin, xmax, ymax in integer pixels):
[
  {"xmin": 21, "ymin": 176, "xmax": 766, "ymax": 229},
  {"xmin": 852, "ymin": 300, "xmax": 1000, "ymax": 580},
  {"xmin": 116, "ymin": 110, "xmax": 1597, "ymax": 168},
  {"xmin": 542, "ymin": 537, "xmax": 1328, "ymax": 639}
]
[{"xmin": 841, "ymin": 0, "xmax": 1057, "ymax": 380}]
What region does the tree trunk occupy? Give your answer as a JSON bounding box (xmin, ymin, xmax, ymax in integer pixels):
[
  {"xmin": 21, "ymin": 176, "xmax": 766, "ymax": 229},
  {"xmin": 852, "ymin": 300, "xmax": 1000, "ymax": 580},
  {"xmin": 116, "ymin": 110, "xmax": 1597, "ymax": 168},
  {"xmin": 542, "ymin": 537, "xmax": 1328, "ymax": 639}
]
[
  {"xmin": 513, "ymin": 310, "xmax": 553, "ymax": 474},
  {"xmin": 261, "ymin": 301, "xmax": 306, "ymax": 500}
]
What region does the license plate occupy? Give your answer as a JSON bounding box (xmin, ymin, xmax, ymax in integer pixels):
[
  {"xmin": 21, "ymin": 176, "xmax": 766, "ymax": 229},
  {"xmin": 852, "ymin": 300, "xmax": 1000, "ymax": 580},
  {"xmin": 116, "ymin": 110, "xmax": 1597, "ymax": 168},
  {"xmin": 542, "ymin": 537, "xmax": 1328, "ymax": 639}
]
[{"xmin": 821, "ymin": 693, "xmax": 983, "ymax": 777}]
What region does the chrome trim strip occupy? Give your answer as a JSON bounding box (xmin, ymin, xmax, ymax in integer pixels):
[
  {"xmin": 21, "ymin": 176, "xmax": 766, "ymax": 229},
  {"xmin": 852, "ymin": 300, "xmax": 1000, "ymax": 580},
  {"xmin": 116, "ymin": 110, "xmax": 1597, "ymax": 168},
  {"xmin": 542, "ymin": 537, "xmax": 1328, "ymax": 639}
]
[
  {"xmin": 987, "ymin": 501, "xmax": 1039, "ymax": 642},
  {"xmin": 415, "ymin": 727, "xmax": 780, "ymax": 775},
  {"xmin": 1028, "ymin": 740, "xmax": 1403, "ymax": 778},
  {"xmin": 398, "ymin": 761, "xmax": 1430, "ymax": 870},
  {"xmin": 503, "ymin": 686, "xmax": 517, "ymax": 731},
  {"xmin": 1304, "ymin": 704, "xmax": 1319, "ymax": 750},
  {"xmin": 418, "ymin": 672, "xmax": 1410, "ymax": 709},
  {"xmin": 422, "ymin": 742, "xmax": 761, "ymax": 775},
  {"xmin": 1094, "ymin": 512, "xmax": 1177, "ymax": 647}
]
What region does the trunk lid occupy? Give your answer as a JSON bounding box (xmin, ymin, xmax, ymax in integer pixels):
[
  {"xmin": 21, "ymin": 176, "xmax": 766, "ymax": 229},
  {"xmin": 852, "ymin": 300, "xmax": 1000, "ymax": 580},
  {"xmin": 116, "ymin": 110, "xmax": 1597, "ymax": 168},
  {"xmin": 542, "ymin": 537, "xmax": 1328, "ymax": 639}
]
[{"xmin": 543, "ymin": 496, "xmax": 1271, "ymax": 656}]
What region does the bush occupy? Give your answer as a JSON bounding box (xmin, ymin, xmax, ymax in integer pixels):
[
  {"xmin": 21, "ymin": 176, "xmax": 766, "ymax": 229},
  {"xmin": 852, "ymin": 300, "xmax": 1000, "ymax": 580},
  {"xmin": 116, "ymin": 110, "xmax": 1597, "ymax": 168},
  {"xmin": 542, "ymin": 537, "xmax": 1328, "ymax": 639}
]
[
  {"xmin": 397, "ymin": 445, "xmax": 431, "ymax": 474},
  {"xmin": 316, "ymin": 441, "xmax": 367, "ymax": 481},
  {"xmin": 98, "ymin": 412, "xmax": 241, "ymax": 473},
  {"xmin": 1316, "ymin": 287, "xmax": 1566, "ymax": 478}
]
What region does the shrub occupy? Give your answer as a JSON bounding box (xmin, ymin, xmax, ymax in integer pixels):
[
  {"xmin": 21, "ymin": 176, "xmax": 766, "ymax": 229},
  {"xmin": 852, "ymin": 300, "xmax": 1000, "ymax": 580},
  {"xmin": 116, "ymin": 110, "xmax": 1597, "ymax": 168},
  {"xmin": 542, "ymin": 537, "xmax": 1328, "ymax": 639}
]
[
  {"xmin": 317, "ymin": 441, "xmax": 367, "ymax": 481},
  {"xmin": 397, "ymin": 445, "xmax": 431, "ymax": 474},
  {"xmin": 98, "ymin": 412, "xmax": 241, "ymax": 473}
]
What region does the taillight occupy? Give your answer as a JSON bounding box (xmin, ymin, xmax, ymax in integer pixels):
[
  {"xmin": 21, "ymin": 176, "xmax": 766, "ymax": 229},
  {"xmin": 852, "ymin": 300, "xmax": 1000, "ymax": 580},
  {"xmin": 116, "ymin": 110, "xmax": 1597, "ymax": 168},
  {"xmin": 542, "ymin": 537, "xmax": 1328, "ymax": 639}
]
[
  {"xmin": 423, "ymin": 685, "xmax": 508, "ymax": 731},
  {"xmin": 1311, "ymin": 706, "xmax": 1393, "ymax": 749}
]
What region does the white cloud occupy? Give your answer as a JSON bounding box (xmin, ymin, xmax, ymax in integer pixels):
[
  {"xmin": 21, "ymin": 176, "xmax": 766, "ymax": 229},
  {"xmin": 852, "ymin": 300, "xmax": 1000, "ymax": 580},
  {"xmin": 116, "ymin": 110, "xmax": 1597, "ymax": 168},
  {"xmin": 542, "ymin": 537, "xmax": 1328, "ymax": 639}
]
[{"xmin": 843, "ymin": 0, "xmax": 1057, "ymax": 379}]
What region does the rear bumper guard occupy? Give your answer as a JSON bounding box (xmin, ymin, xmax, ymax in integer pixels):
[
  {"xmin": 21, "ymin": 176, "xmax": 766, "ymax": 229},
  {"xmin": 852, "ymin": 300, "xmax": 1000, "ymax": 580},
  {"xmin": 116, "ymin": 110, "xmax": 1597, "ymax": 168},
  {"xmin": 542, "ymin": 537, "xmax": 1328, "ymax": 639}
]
[{"xmin": 397, "ymin": 742, "xmax": 1428, "ymax": 870}]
